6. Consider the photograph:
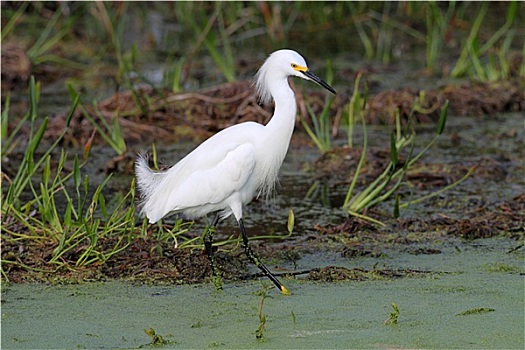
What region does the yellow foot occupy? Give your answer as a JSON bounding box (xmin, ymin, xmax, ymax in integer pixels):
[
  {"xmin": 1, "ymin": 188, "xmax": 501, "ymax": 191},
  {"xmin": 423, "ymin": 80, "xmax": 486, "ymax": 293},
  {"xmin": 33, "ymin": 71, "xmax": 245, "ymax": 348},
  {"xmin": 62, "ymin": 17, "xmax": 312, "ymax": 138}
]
[{"xmin": 280, "ymin": 285, "xmax": 292, "ymax": 296}]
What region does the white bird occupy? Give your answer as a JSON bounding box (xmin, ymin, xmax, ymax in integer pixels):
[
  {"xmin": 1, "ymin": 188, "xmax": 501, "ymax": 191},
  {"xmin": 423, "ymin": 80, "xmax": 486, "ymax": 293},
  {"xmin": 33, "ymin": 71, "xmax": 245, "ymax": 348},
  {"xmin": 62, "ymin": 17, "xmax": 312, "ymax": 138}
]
[{"xmin": 136, "ymin": 49, "xmax": 336, "ymax": 294}]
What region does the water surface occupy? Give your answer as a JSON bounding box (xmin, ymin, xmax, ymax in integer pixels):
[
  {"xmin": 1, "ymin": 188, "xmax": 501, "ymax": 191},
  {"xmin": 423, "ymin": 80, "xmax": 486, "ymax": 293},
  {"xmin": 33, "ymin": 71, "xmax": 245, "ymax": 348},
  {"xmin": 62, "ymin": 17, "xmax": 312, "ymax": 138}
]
[{"xmin": 2, "ymin": 239, "xmax": 523, "ymax": 349}]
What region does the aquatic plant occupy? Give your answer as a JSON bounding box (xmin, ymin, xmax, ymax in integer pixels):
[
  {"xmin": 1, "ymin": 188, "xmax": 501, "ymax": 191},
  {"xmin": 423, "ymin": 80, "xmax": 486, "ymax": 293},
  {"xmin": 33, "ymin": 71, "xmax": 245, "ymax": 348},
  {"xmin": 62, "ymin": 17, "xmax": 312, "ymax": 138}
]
[
  {"xmin": 344, "ymin": 2, "xmax": 522, "ymax": 77},
  {"xmin": 165, "ymin": 57, "xmax": 187, "ymax": 93},
  {"xmin": 4, "ymin": 2, "xmax": 522, "ymax": 92},
  {"xmin": 346, "ymin": 72, "xmax": 367, "ymax": 148},
  {"xmin": 0, "ymin": 2, "xmax": 28, "ymax": 42},
  {"xmin": 456, "ymin": 307, "xmax": 495, "ymax": 316},
  {"xmin": 2, "ymin": 77, "xmax": 77, "ymax": 207},
  {"xmin": 175, "ymin": 2, "xmax": 237, "ymax": 83},
  {"xmin": 384, "ymin": 302, "xmax": 400, "ymax": 325},
  {"xmin": 254, "ymin": 283, "xmax": 272, "ymax": 341},
  {"xmin": 2, "ymin": 1, "xmax": 520, "ymax": 282},
  {"xmin": 301, "ymin": 96, "xmax": 336, "ymax": 153},
  {"xmin": 202, "ymin": 8, "xmax": 236, "ymax": 83},
  {"xmin": 93, "ymin": 2, "xmax": 154, "ymax": 116},
  {"xmin": 1, "ymin": 78, "xmax": 193, "ymax": 278},
  {"xmin": 339, "ymin": 78, "xmax": 475, "ymax": 224},
  {"xmin": 287, "ymin": 208, "xmax": 295, "ymax": 236}
]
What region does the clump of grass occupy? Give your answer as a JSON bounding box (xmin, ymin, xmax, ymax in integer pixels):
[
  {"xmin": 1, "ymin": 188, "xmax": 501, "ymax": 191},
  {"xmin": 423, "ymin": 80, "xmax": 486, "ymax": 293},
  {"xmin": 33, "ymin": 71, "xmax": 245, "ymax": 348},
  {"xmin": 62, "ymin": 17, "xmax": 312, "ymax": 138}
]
[
  {"xmin": 174, "ymin": 2, "xmax": 236, "ymax": 83},
  {"xmin": 2, "ymin": 77, "xmax": 78, "ymax": 208},
  {"xmin": 2, "ymin": 2, "xmax": 85, "ymax": 70},
  {"xmin": 1, "ymin": 77, "xmax": 137, "ymax": 276},
  {"xmin": 384, "ymin": 302, "xmax": 400, "ymax": 325},
  {"xmin": 300, "ymin": 95, "xmax": 336, "ymax": 153},
  {"xmin": 303, "ymin": 74, "xmax": 475, "ymax": 222},
  {"xmin": 340, "ymin": 75, "xmax": 476, "ymax": 224},
  {"xmin": 345, "ymin": 2, "xmax": 522, "ymax": 78},
  {"xmin": 346, "ymin": 72, "xmax": 367, "ymax": 148},
  {"xmin": 94, "ymin": 2, "xmax": 156, "ymax": 116},
  {"xmin": 1, "ymin": 78, "xmax": 192, "ymax": 280},
  {"xmin": 451, "ymin": 1, "xmax": 521, "ymax": 81},
  {"xmin": 67, "ymin": 84, "xmax": 127, "ymax": 156},
  {"xmin": 5, "ymin": 2, "xmax": 523, "ymax": 90}
]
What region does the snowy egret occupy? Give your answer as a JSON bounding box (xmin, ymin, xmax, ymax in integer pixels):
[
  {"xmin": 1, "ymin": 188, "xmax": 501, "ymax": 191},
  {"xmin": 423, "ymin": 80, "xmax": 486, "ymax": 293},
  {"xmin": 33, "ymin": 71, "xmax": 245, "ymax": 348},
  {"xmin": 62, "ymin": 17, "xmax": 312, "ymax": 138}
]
[{"xmin": 136, "ymin": 49, "xmax": 336, "ymax": 294}]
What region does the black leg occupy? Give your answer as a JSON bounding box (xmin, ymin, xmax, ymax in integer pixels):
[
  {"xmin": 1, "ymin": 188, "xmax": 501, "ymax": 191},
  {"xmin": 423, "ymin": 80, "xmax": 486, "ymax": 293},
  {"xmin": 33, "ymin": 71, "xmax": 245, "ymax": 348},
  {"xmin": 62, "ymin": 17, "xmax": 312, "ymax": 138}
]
[
  {"xmin": 204, "ymin": 214, "xmax": 222, "ymax": 290},
  {"xmin": 238, "ymin": 218, "xmax": 290, "ymax": 295}
]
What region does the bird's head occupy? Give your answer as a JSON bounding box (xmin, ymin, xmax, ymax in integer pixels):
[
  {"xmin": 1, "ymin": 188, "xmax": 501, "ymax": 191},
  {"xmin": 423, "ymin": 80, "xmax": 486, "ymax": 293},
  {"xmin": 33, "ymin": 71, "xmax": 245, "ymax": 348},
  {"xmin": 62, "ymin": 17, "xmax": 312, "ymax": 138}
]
[{"xmin": 255, "ymin": 49, "xmax": 336, "ymax": 105}]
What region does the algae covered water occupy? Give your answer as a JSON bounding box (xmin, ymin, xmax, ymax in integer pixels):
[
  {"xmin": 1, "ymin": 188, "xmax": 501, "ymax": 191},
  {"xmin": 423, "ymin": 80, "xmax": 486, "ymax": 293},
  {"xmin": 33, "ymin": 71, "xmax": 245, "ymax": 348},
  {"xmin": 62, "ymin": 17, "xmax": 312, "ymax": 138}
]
[{"xmin": 2, "ymin": 239, "xmax": 523, "ymax": 349}]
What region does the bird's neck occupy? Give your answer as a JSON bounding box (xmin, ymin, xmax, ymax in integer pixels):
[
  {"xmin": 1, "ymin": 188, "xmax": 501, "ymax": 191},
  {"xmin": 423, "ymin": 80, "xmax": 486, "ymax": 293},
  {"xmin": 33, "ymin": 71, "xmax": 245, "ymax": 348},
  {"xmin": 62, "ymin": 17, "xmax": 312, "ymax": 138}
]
[
  {"xmin": 255, "ymin": 77, "xmax": 297, "ymax": 196},
  {"xmin": 265, "ymin": 77, "xmax": 297, "ymax": 138}
]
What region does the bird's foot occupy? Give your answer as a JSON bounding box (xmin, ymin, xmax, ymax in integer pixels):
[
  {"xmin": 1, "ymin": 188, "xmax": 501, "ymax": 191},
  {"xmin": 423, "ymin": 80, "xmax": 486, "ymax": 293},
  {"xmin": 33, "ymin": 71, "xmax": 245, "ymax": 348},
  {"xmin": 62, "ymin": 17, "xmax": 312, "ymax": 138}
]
[{"xmin": 280, "ymin": 284, "xmax": 292, "ymax": 296}]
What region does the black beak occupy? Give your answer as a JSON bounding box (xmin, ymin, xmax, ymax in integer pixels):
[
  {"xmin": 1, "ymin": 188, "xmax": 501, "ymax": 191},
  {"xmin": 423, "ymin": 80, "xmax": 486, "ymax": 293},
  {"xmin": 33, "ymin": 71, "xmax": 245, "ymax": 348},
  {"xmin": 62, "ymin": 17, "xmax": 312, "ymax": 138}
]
[{"xmin": 302, "ymin": 70, "xmax": 336, "ymax": 95}]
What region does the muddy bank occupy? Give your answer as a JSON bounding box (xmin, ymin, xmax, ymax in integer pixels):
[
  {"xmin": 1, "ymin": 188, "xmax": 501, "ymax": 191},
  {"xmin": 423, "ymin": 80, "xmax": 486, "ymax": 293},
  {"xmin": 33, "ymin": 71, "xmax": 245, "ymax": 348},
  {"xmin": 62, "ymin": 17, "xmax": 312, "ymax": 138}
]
[{"xmin": 3, "ymin": 169, "xmax": 523, "ymax": 285}]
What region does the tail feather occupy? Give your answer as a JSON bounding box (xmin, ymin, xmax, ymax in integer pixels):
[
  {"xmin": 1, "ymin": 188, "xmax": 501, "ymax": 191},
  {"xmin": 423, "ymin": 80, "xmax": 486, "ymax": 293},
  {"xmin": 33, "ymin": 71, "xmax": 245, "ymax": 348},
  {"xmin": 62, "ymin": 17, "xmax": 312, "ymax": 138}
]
[{"xmin": 135, "ymin": 153, "xmax": 167, "ymax": 218}]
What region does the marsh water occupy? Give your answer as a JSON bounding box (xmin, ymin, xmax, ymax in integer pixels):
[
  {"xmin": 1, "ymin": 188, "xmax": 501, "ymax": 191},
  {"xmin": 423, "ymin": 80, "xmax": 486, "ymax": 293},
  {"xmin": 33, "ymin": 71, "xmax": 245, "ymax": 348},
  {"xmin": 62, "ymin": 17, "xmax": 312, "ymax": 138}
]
[{"xmin": 2, "ymin": 239, "xmax": 523, "ymax": 349}]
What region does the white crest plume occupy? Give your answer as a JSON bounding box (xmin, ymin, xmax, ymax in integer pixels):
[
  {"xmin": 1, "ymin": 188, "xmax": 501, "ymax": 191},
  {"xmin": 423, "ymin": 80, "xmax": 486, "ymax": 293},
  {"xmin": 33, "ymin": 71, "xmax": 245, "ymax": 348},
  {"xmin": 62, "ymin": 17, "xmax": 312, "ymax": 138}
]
[{"xmin": 253, "ymin": 53, "xmax": 274, "ymax": 106}]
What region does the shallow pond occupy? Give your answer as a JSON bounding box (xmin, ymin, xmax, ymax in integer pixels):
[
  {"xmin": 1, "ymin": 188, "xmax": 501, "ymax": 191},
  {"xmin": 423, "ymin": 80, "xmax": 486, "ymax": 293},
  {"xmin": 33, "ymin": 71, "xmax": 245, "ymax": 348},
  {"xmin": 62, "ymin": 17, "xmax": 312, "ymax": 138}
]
[{"xmin": 2, "ymin": 238, "xmax": 523, "ymax": 349}]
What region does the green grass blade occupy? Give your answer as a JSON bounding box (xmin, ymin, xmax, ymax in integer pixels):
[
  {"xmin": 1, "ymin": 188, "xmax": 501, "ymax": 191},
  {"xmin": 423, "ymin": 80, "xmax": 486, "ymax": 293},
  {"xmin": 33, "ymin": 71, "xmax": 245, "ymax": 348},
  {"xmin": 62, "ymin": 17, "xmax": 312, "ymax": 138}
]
[
  {"xmin": 73, "ymin": 155, "xmax": 81, "ymax": 191},
  {"xmin": 393, "ymin": 194, "xmax": 400, "ymax": 218},
  {"xmin": 436, "ymin": 100, "xmax": 449, "ymax": 135},
  {"xmin": 1, "ymin": 2, "xmax": 29, "ymax": 41},
  {"xmin": 28, "ymin": 77, "xmax": 39, "ymax": 123},
  {"xmin": 64, "ymin": 200, "xmax": 73, "ymax": 227},
  {"xmin": 1, "ymin": 92, "xmax": 10, "ymax": 140},
  {"xmin": 400, "ymin": 166, "xmax": 476, "ymax": 209},
  {"xmin": 451, "ymin": 2, "xmax": 488, "ymax": 77},
  {"xmin": 390, "ymin": 132, "xmax": 398, "ymax": 167},
  {"xmin": 479, "ymin": 1, "xmax": 517, "ymax": 56},
  {"xmin": 65, "ymin": 94, "xmax": 80, "ymax": 128},
  {"xmin": 343, "ymin": 116, "xmax": 368, "ymax": 209}
]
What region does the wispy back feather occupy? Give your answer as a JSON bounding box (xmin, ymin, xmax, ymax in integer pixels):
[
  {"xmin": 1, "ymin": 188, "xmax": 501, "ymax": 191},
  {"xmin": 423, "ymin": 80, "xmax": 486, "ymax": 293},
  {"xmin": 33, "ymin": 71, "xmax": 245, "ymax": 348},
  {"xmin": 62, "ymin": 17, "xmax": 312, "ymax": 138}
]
[{"xmin": 135, "ymin": 153, "xmax": 166, "ymax": 214}]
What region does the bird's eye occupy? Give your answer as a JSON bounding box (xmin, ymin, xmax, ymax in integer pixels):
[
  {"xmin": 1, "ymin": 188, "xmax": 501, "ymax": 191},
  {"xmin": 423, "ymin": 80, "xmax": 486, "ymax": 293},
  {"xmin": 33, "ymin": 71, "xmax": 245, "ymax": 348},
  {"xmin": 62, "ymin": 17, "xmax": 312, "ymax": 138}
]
[{"xmin": 291, "ymin": 63, "xmax": 298, "ymax": 68}]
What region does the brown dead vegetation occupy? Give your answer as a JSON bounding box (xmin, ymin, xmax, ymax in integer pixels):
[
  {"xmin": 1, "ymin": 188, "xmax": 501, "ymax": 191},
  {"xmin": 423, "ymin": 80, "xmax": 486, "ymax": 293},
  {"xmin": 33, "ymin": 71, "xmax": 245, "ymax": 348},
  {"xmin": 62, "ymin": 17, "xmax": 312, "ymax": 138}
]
[{"xmin": 41, "ymin": 78, "xmax": 524, "ymax": 149}]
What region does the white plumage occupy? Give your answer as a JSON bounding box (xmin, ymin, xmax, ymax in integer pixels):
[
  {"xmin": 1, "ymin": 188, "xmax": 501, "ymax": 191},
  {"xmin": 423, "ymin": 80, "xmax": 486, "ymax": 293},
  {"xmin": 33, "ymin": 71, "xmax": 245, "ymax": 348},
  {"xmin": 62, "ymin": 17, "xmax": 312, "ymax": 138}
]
[{"xmin": 135, "ymin": 49, "xmax": 335, "ymax": 294}]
